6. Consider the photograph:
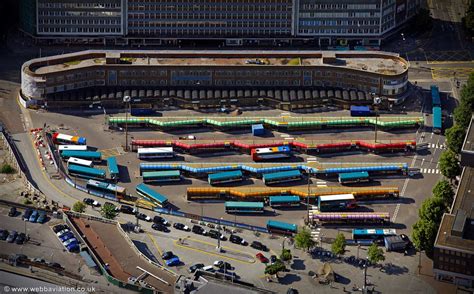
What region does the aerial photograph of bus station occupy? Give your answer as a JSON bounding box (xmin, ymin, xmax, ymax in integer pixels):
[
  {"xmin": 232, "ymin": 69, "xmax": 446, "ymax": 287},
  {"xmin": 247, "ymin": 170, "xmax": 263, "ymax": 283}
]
[{"xmin": 0, "ymin": 0, "xmax": 473, "ymax": 293}]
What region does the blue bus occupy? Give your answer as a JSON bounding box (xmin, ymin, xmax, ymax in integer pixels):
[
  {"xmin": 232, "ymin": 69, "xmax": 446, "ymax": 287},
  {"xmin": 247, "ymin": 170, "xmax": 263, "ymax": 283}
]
[
  {"xmin": 338, "ymin": 171, "xmax": 370, "ymax": 184},
  {"xmin": 352, "ymin": 228, "xmax": 397, "ymax": 244},
  {"xmin": 86, "ymin": 179, "xmax": 126, "ymax": 197},
  {"xmin": 432, "ymin": 106, "xmax": 442, "ymax": 134},
  {"xmin": 68, "ymin": 164, "xmax": 106, "ymax": 180},
  {"xmin": 224, "ymin": 202, "xmax": 264, "ymax": 214},
  {"xmin": 136, "ymin": 183, "xmax": 169, "ymax": 207},
  {"xmin": 61, "ymin": 150, "xmax": 102, "ymax": 161},
  {"xmin": 268, "ymin": 196, "xmax": 301, "ymax": 208},
  {"xmin": 262, "ymin": 170, "xmax": 302, "ymax": 185},
  {"xmin": 107, "ymin": 157, "xmax": 119, "ymax": 180},
  {"xmin": 266, "ymin": 220, "xmax": 297, "ymax": 235},
  {"xmin": 143, "ymin": 170, "xmax": 181, "ymax": 183},
  {"xmin": 431, "ymin": 85, "xmax": 441, "ymax": 107},
  {"xmin": 208, "ymin": 170, "xmax": 243, "ymax": 185}
]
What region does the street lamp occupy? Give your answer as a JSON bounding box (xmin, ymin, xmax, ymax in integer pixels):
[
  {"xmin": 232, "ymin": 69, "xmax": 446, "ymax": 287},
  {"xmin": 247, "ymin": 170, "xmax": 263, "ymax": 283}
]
[
  {"xmin": 216, "ymin": 217, "xmax": 223, "ymax": 252},
  {"xmin": 123, "ymin": 95, "xmax": 131, "ymax": 151},
  {"xmin": 372, "ymin": 94, "xmax": 382, "ymax": 143}
]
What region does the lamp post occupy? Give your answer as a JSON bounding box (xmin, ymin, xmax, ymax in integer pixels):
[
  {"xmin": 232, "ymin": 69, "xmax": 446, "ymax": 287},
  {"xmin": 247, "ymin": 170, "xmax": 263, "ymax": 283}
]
[
  {"xmin": 372, "ymin": 94, "xmax": 382, "ymax": 143},
  {"xmin": 282, "ymin": 236, "xmax": 288, "ymax": 251},
  {"xmin": 216, "ymin": 217, "xmax": 223, "ymax": 252},
  {"xmin": 123, "ymin": 96, "xmax": 131, "ymax": 151}
]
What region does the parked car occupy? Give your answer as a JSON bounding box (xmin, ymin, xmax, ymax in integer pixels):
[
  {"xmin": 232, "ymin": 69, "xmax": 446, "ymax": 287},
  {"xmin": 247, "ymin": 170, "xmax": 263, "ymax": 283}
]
[
  {"xmin": 208, "ymin": 230, "xmax": 225, "ymax": 240},
  {"xmin": 22, "ymin": 208, "xmax": 33, "ymax": 221},
  {"xmin": 0, "ymin": 229, "xmax": 9, "ymax": 240},
  {"xmin": 120, "ymin": 205, "xmax": 135, "ymax": 214},
  {"xmin": 15, "ymin": 233, "xmax": 26, "ymax": 244},
  {"xmin": 287, "ymin": 288, "xmax": 298, "ymax": 294},
  {"xmin": 36, "ymin": 212, "xmax": 47, "ymax": 224},
  {"xmin": 213, "ymin": 260, "xmax": 231, "ymax": 269},
  {"xmin": 8, "ymin": 207, "xmax": 17, "ymax": 217},
  {"xmin": 192, "ymin": 225, "xmax": 207, "ymax": 235},
  {"xmin": 161, "ymin": 251, "xmax": 174, "ymax": 260},
  {"xmin": 59, "ymin": 232, "xmax": 75, "ymax": 242},
  {"xmin": 6, "ymin": 230, "xmax": 18, "ymax": 243},
  {"xmin": 63, "ymin": 238, "xmax": 78, "ymax": 247},
  {"xmin": 136, "ymin": 213, "xmax": 151, "ymax": 222},
  {"xmin": 151, "ymin": 223, "xmax": 169, "ymax": 232},
  {"xmin": 66, "ymin": 242, "xmax": 79, "ymax": 252},
  {"xmin": 28, "ymin": 210, "xmax": 39, "ymax": 222},
  {"xmin": 53, "ymin": 224, "xmax": 67, "ymax": 233},
  {"xmin": 270, "ymin": 255, "xmax": 278, "ymax": 264},
  {"xmin": 166, "ymin": 256, "xmax": 180, "ymax": 266},
  {"xmin": 229, "ymin": 234, "xmax": 246, "ymax": 245},
  {"xmin": 48, "ymin": 262, "xmax": 63, "ymax": 269},
  {"xmin": 189, "ymin": 263, "xmax": 205, "ymax": 273},
  {"xmin": 256, "ymin": 253, "xmax": 269, "ymax": 263},
  {"xmin": 251, "ymin": 241, "xmax": 268, "ymax": 251},
  {"xmin": 56, "ymin": 229, "xmax": 70, "ymax": 237},
  {"xmin": 83, "ymin": 198, "xmax": 100, "ymax": 207},
  {"xmin": 153, "ymin": 216, "xmax": 169, "ymax": 226},
  {"xmin": 173, "ymin": 223, "xmax": 189, "ymax": 231},
  {"xmin": 32, "ymin": 258, "xmax": 46, "ymax": 264}
]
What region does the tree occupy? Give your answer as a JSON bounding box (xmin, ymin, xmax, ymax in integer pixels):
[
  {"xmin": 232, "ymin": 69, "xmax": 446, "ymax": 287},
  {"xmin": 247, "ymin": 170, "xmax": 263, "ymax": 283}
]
[
  {"xmin": 280, "ymin": 249, "xmax": 292, "ymax": 262},
  {"xmin": 0, "ymin": 163, "xmax": 14, "ymax": 174},
  {"xmin": 412, "ymin": 219, "xmax": 438, "ymax": 256},
  {"xmin": 294, "ymin": 227, "xmax": 315, "ymax": 252},
  {"xmin": 264, "ymin": 260, "xmax": 286, "ymax": 275},
  {"xmin": 331, "ymin": 233, "xmax": 346, "ymax": 256},
  {"xmin": 100, "ymin": 203, "xmax": 118, "ymax": 219},
  {"xmin": 367, "ymin": 243, "xmax": 385, "ymax": 265},
  {"xmin": 445, "ymin": 124, "xmax": 466, "ymax": 153},
  {"xmin": 432, "ymin": 180, "xmax": 455, "ymax": 207},
  {"xmin": 72, "ymin": 201, "xmax": 86, "ymax": 213},
  {"xmin": 418, "ymin": 197, "xmax": 447, "ymax": 224},
  {"xmin": 439, "ymin": 150, "xmax": 461, "ymax": 180},
  {"xmin": 453, "ymin": 103, "xmax": 472, "ymax": 129}
]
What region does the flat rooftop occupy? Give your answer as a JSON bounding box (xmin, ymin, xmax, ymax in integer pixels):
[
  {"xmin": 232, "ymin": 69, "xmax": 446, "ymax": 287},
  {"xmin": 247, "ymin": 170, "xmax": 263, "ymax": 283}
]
[
  {"xmin": 435, "ymin": 167, "xmax": 474, "ymax": 253},
  {"xmin": 25, "ymin": 50, "xmax": 408, "ymax": 76},
  {"xmin": 462, "ymin": 116, "xmax": 474, "ymax": 153}
]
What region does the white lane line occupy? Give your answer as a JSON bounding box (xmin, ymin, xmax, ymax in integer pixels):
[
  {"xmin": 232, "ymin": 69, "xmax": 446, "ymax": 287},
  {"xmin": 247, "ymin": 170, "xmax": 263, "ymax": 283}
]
[{"xmin": 391, "ymin": 204, "xmax": 401, "ymax": 222}]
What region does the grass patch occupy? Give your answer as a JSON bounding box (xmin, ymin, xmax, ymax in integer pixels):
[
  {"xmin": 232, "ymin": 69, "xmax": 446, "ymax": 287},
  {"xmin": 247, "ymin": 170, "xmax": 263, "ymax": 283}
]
[
  {"xmin": 120, "ymin": 57, "xmax": 136, "ymax": 64},
  {"xmin": 287, "ymin": 58, "xmax": 301, "ymax": 66},
  {"xmin": 23, "ymin": 199, "xmax": 32, "ymax": 205},
  {"xmin": 93, "ymin": 58, "xmax": 104, "ymax": 64},
  {"xmin": 63, "ymin": 60, "xmax": 81, "ymax": 66},
  {"xmin": 1, "ymin": 163, "xmax": 14, "ymax": 174}
]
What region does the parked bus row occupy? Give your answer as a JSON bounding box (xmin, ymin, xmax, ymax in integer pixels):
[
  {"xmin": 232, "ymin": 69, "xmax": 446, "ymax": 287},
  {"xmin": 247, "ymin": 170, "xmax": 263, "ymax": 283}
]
[{"xmin": 431, "ymin": 85, "xmax": 443, "ymax": 134}]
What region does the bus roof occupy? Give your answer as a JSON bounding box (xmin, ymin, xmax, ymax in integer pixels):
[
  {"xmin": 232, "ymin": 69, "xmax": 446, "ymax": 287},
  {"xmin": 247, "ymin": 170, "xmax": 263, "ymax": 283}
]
[
  {"xmin": 338, "ymin": 171, "xmax": 369, "ymax": 180},
  {"xmin": 137, "ymin": 147, "xmax": 174, "ymax": 154},
  {"xmin": 352, "ymin": 228, "xmax": 397, "ymax": 235},
  {"xmin": 262, "ymin": 169, "xmax": 301, "ymax": 181},
  {"xmin": 433, "ymin": 106, "xmax": 442, "ymax": 129},
  {"xmin": 225, "ymin": 201, "xmax": 264, "ymax": 208},
  {"xmin": 67, "ymin": 157, "xmax": 93, "ymax": 166},
  {"xmin": 61, "ymin": 150, "xmax": 101, "ymax": 159},
  {"xmin": 269, "ymin": 196, "xmax": 301, "ymax": 203},
  {"xmin": 267, "ymin": 220, "xmax": 298, "ymax": 231},
  {"xmin": 318, "ymin": 194, "xmax": 355, "ymax": 201},
  {"xmin": 142, "ymin": 170, "xmax": 181, "ymax": 178},
  {"xmin": 107, "ymin": 157, "xmax": 119, "ymax": 174},
  {"xmin": 254, "ymin": 146, "xmax": 290, "ymax": 153},
  {"xmin": 208, "ymin": 170, "xmax": 243, "ymax": 181},
  {"xmin": 68, "ymin": 164, "xmax": 106, "ymax": 176},
  {"xmin": 136, "ymin": 183, "xmax": 168, "ymax": 204},
  {"xmin": 59, "ymin": 145, "xmax": 88, "ymax": 151}
]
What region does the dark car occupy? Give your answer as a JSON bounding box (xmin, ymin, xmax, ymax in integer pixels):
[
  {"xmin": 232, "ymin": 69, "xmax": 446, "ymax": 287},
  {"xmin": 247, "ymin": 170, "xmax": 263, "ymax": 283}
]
[
  {"xmin": 153, "ymin": 216, "xmax": 169, "ymax": 226},
  {"xmin": 213, "ymin": 260, "xmax": 232, "ymax": 270},
  {"xmin": 83, "ymin": 198, "xmax": 100, "ymax": 207},
  {"xmin": 53, "ymin": 224, "xmax": 67, "ymax": 233},
  {"xmin": 120, "ymin": 205, "xmax": 135, "ymax": 214},
  {"xmin": 36, "ymin": 212, "xmax": 47, "ymax": 224},
  {"xmin": 192, "ymin": 225, "xmax": 206, "ymax": 235},
  {"xmin": 0, "ymin": 229, "xmax": 9, "ymax": 240},
  {"xmin": 161, "ymin": 251, "xmax": 174, "ymax": 260},
  {"xmin": 173, "ymin": 223, "xmax": 189, "ymax": 231},
  {"xmin": 287, "ymin": 288, "xmax": 298, "ymax": 294},
  {"xmin": 22, "ymin": 208, "xmax": 33, "ymax": 221},
  {"xmin": 208, "ymin": 230, "xmax": 225, "ymax": 240},
  {"xmin": 8, "ymin": 207, "xmax": 17, "ymax": 217},
  {"xmin": 270, "ymin": 255, "xmax": 278, "ymax": 264},
  {"xmin": 251, "ymin": 241, "xmax": 268, "ymax": 251},
  {"xmin": 48, "ymin": 262, "xmax": 63, "ymax": 269},
  {"xmin": 152, "ymin": 223, "xmax": 169, "ymax": 232},
  {"xmin": 136, "ymin": 213, "xmax": 151, "ymax": 222},
  {"xmin": 229, "ymin": 234, "xmax": 246, "ymax": 245},
  {"xmin": 189, "ymin": 263, "xmax": 205, "ymax": 273},
  {"xmin": 15, "ymin": 233, "xmax": 26, "ymax": 245},
  {"xmin": 6, "ymin": 230, "xmax": 18, "ymax": 243}
]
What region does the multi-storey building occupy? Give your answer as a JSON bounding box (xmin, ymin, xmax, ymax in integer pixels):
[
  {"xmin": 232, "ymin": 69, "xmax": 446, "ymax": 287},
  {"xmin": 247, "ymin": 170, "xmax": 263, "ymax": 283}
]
[
  {"xmin": 19, "ymin": 0, "xmax": 420, "ymax": 46},
  {"xmin": 20, "ymin": 50, "xmax": 409, "ymax": 110},
  {"xmin": 433, "ymin": 117, "xmax": 474, "ymax": 289}
]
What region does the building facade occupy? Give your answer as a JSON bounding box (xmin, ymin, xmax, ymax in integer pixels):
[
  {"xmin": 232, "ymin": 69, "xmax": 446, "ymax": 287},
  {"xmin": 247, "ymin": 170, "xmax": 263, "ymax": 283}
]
[
  {"xmin": 20, "ymin": 0, "xmax": 420, "ymax": 46},
  {"xmin": 20, "ymin": 50, "xmax": 409, "ymax": 110}
]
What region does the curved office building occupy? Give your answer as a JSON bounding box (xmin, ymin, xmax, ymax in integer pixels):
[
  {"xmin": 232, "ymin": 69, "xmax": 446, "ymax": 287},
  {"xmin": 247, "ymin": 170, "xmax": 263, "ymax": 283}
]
[{"xmin": 20, "ymin": 50, "xmax": 409, "ymax": 110}]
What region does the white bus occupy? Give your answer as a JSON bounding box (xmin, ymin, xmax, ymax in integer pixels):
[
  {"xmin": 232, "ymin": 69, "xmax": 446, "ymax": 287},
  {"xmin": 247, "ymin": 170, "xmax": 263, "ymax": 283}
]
[
  {"xmin": 67, "ymin": 157, "xmax": 94, "ymax": 168},
  {"xmin": 58, "ymin": 145, "xmax": 88, "ymax": 151},
  {"xmin": 137, "ymin": 147, "xmax": 175, "ymax": 159}
]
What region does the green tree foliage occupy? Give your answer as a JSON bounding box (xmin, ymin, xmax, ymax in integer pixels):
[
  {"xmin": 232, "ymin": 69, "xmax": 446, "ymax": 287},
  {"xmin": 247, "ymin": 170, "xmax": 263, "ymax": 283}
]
[
  {"xmin": 453, "ymin": 103, "xmax": 472, "ymax": 129},
  {"xmin": 412, "ymin": 219, "xmax": 438, "ymax": 256},
  {"xmin": 100, "ymin": 203, "xmax": 118, "ymax": 219},
  {"xmin": 464, "ymin": 2, "xmax": 474, "ymax": 33},
  {"xmin": 264, "ymin": 260, "xmax": 286, "ymax": 275},
  {"xmin": 419, "ymin": 197, "xmax": 447, "ymax": 225},
  {"xmin": 367, "ymin": 243, "xmax": 385, "ymax": 265},
  {"xmin": 0, "ymin": 163, "xmax": 14, "ymax": 174},
  {"xmin": 432, "ymin": 180, "xmax": 455, "ymax": 207},
  {"xmin": 460, "ymin": 72, "xmax": 474, "ymax": 108},
  {"xmin": 439, "ymin": 150, "xmax": 461, "ymax": 180},
  {"xmin": 294, "ymin": 227, "xmax": 315, "ymax": 252},
  {"xmin": 331, "ymin": 233, "xmax": 346, "ymax": 256},
  {"xmin": 445, "ymin": 124, "xmax": 466, "ymax": 153},
  {"xmin": 280, "ymin": 249, "xmax": 292, "ymax": 262},
  {"xmin": 72, "ymin": 201, "xmax": 86, "ymax": 213}
]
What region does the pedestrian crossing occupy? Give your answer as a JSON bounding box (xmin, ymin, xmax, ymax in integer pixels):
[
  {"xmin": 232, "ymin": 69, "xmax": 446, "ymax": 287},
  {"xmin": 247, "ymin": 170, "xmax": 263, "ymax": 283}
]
[
  {"xmin": 420, "ymin": 168, "xmax": 441, "ymax": 174},
  {"xmin": 428, "ymin": 143, "xmax": 445, "ymax": 149}
]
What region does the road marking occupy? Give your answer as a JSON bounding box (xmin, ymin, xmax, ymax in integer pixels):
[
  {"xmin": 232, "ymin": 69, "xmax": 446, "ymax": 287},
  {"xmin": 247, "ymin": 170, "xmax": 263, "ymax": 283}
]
[
  {"xmin": 146, "ymin": 232, "xmax": 163, "ymax": 256},
  {"xmin": 391, "ymin": 204, "xmax": 401, "ymax": 223},
  {"xmin": 173, "ymin": 239, "xmax": 255, "ymax": 264}
]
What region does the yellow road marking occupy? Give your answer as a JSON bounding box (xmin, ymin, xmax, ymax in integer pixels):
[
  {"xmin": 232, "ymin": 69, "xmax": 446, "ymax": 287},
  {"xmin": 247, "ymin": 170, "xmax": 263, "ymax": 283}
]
[
  {"xmin": 146, "ymin": 232, "xmax": 163, "ymax": 256},
  {"xmin": 173, "ymin": 239, "xmax": 255, "ymax": 264}
]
